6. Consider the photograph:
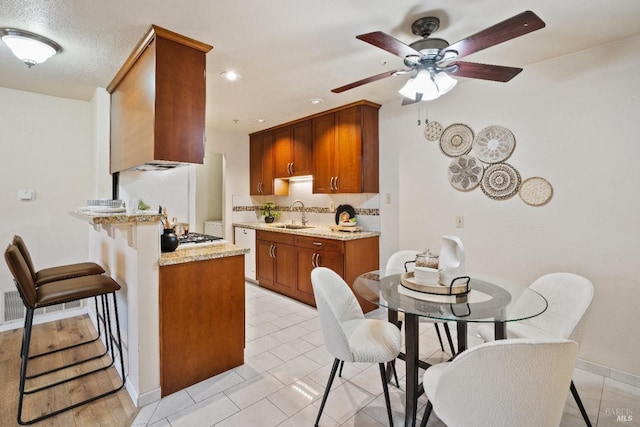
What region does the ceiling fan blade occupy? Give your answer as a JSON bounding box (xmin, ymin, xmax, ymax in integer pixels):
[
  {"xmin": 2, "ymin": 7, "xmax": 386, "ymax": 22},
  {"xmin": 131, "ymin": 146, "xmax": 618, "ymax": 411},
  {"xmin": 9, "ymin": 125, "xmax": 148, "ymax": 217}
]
[
  {"xmin": 444, "ymin": 11, "xmax": 545, "ymax": 60},
  {"xmin": 331, "ymin": 68, "xmax": 405, "ymax": 93},
  {"xmin": 356, "ymin": 31, "xmax": 422, "ymax": 58},
  {"xmin": 450, "ymin": 61, "xmax": 523, "ymax": 82}
]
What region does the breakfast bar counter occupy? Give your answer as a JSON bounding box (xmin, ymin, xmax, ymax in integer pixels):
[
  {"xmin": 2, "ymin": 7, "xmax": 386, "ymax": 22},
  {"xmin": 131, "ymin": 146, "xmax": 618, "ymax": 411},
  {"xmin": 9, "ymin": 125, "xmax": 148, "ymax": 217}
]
[{"xmin": 72, "ymin": 209, "xmax": 248, "ymax": 405}]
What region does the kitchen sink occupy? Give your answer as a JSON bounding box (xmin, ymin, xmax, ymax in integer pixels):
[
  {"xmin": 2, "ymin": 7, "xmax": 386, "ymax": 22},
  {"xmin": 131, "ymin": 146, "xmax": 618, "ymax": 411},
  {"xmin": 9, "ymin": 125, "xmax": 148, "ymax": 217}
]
[{"xmin": 268, "ymin": 224, "xmax": 315, "ymax": 230}]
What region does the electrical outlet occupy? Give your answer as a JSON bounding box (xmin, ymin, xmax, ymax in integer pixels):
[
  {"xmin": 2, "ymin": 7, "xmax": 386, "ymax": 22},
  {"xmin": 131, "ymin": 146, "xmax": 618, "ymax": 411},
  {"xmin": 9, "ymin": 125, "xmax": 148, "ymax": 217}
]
[
  {"xmin": 329, "ymin": 201, "xmax": 335, "ymax": 212},
  {"xmin": 456, "ymin": 216, "xmax": 464, "ymax": 228},
  {"xmin": 385, "ymin": 193, "xmax": 391, "ymax": 204}
]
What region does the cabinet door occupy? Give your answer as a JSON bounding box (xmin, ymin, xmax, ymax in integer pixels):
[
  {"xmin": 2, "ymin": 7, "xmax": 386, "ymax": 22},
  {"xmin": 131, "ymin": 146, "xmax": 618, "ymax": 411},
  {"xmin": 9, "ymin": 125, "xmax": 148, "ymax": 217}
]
[
  {"xmin": 334, "ymin": 106, "xmax": 363, "ymax": 193},
  {"xmin": 249, "ymin": 132, "xmax": 275, "ymax": 195},
  {"xmin": 249, "ymin": 134, "xmax": 263, "ymax": 195},
  {"xmin": 256, "ymin": 239, "xmax": 275, "ymax": 288},
  {"xmin": 273, "ymin": 126, "xmax": 293, "ymax": 178},
  {"xmin": 291, "ymin": 120, "xmax": 312, "ymax": 176},
  {"xmin": 312, "ymin": 113, "xmax": 336, "ymax": 193},
  {"xmin": 297, "ymin": 247, "xmax": 344, "ymax": 306},
  {"xmin": 273, "ymin": 242, "xmax": 297, "ymax": 293}
]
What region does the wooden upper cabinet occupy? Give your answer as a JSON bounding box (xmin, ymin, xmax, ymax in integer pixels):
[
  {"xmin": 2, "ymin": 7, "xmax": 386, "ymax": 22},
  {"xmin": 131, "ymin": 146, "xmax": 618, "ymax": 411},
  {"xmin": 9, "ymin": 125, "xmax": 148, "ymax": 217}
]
[
  {"xmin": 273, "ymin": 120, "xmax": 312, "ymax": 178},
  {"xmin": 108, "ymin": 25, "xmax": 212, "ymax": 173},
  {"xmin": 249, "ymin": 131, "xmax": 274, "ymax": 195},
  {"xmin": 312, "ymin": 101, "xmax": 380, "ymax": 194}
]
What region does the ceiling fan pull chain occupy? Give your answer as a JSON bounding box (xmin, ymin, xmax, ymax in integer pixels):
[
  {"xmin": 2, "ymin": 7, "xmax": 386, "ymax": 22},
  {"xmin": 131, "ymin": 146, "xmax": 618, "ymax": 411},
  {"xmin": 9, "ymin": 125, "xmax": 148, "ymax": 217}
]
[{"xmin": 417, "ymin": 103, "xmax": 421, "ymax": 126}]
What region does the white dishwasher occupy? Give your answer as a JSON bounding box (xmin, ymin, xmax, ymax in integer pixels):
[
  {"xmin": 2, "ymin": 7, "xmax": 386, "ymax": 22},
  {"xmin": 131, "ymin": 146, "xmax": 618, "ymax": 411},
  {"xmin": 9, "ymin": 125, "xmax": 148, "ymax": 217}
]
[{"xmin": 234, "ymin": 226, "xmax": 256, "ymax": 282}]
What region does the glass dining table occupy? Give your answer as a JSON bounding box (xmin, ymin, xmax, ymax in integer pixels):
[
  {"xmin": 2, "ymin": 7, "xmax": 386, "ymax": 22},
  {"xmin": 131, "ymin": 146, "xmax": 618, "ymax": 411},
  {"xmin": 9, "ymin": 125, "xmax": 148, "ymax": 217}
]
[{"xmin": 353, "ymin": 269, "xmax": 548, "ymax": 427}]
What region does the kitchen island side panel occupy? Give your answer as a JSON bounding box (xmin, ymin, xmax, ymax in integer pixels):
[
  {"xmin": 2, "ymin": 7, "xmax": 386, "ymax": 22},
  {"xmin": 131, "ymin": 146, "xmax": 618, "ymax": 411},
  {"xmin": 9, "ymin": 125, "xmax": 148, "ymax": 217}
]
[{"xmin": 159, "ymin": 254, "xmax": 245, "ymax": 396}]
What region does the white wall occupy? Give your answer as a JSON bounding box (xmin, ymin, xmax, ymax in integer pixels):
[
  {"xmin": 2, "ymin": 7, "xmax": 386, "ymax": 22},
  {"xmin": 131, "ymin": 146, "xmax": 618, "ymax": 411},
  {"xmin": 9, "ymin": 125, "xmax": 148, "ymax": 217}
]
[
  {"xmin": 380, "ymin": 35, "xmax": 640, "ymax": 377},
  {"xmin": 0, "ymin": 87, "xmax": 93, "ymax": 301}
]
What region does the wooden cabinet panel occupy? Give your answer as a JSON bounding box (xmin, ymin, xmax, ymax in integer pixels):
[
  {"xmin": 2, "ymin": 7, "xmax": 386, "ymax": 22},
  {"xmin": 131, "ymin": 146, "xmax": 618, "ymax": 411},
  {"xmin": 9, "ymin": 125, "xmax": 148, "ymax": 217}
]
[
  {"xmin": 108, "ymin": 26, "xmax": 212, "ymax": 173},
  {"xmin": 312, "ymin": 113, "xmax": 336, "ymax": 193},
  {"xmin": 250, "ymin": 132, "xmax": 274, "ymax": 195},
  {"xmin": 312, "ymin": 102, "xmax": 379, "ymax": 194},
  {"xmin": 273, "ymin": 120, "xmax": 313, "ymax": 178},
  {"xmin": 159, "ymin": 255, "xmax": 244, "ymax": 396},
  {"xmin": 291, "ymin": 120, "xmax": 313, "ymax": 176},
  {"xmin": 256, "ymin": 230, "xmax": 379, "ymax": 312}
]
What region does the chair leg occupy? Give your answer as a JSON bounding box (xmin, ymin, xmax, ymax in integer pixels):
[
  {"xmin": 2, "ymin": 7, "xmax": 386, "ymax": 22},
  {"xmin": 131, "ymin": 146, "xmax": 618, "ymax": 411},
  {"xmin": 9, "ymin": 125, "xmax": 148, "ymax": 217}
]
[
  {"xmin": 419, "ymin": 401, "xmax": 433, "ymax": 427},
  {"xmin": 338, "ymin": 360, "xmax": 344, "ymax": 377},
  {"xmin": 570, "ymin": 380, "xmax": 592, "ymax": 427},
  {"xmin": 378, "ymin": 363, "xmax": 394, "ymax": 427},
  {"xmin": 443, "ymin": 323, "xmax": 456, "ymax": 356},
  {"xmin": 433, "ymin": 324, "xmax": 446, "ymax": 352},
  {"xmin": 17, "ymin": 292, "xmax": 125, "ymax": 425},
  {"xmin": 25, "ymin": 296, "xmax": 110, "ymax": 379},
  {"xmin": 315, "ymin": 358, "xmax": 340, "ymax": 427}
]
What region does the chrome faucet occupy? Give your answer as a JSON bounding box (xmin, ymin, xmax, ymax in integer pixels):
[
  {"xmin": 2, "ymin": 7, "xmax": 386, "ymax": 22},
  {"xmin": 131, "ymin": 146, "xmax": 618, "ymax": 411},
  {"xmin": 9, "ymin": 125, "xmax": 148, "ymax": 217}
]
[{"xmin": 290, "ymin": 200, "xmax": 308, "ymax": 225}]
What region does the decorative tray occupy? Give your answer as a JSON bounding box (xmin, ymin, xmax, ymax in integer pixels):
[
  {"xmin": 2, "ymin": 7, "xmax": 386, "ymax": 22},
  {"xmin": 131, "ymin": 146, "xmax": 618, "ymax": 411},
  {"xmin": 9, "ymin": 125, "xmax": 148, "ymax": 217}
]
[{"xmin": 400, "ymin": 271, "xmax": 470, "ymax": 295}]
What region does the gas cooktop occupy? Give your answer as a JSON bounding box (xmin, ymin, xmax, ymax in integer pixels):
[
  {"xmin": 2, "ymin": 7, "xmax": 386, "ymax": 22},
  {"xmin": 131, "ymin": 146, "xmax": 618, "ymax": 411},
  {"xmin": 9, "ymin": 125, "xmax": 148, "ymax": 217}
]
[{"xmin": 178, "ymin": 232, "xmax": 223, "ymax": 244}]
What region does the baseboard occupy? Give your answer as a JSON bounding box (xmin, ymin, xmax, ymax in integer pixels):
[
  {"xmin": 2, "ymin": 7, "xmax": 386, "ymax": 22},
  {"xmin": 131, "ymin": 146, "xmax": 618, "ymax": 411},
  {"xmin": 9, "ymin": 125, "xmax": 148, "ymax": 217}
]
[
  {"xmin": 576, "ymin": 358, "xmax": 640, "ymax": 388},
  {"xmin": 125, "ymin": 378, "xmax": 161, "ymax": 408}
]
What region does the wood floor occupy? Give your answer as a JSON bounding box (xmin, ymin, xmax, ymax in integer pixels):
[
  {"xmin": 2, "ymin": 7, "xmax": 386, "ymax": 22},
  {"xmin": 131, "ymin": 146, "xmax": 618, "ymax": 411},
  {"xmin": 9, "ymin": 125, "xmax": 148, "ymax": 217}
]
[{"xmin": 0, "ymin": 314, "xmax": 138, "ymax": 426}]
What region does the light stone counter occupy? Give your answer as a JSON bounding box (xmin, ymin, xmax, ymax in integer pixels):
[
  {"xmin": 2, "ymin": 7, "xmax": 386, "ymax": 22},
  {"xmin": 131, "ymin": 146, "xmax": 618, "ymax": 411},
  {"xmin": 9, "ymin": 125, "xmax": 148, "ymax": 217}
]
[
  {"xmin": 159, "ymin": 241, "xmax": 248, "ymax": 266},
  {"xmin": 232, "ymin": 222, "xmax": 380, "ymax": 241}
]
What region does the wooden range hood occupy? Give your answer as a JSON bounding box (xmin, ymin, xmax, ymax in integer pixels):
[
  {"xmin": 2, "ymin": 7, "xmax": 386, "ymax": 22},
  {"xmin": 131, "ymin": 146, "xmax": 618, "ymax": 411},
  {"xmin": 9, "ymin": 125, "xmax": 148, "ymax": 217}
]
[{"xmin": 107, "ymin": 25, "xmax": 212, "ymax": 173}]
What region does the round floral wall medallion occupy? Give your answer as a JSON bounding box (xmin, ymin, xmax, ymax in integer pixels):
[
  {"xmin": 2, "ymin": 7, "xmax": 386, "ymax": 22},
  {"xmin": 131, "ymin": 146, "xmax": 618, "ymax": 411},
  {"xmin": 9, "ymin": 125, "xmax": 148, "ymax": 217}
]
[
  {"xmin": 473, "ymin": 125, "xmax": 516, "ymax": 163},
  {"xmin": 439, "ymin": 123, "xmax": 474, "ymax": 157},
  {"xmin": 448, "ymin": 155, "xmax": 484, "ymax": 191},
  {"xmin": 480, "ymin": 163, "xmax": 521, "ymax": 200},
  {"xmin": 519, "ymin": 177, "xmax": 553, "ymax": 206},
  {"xmin": 424, "ymin": 121, "xmax": 444, "ymax": 141}
]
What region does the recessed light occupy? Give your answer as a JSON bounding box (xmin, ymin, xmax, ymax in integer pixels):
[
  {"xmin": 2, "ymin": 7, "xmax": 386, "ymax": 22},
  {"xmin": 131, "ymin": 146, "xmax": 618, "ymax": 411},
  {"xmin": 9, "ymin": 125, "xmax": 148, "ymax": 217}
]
[
  {"xmin": 220, "ymin": 70, "xmax": 240, "ymax": 81},
  {"xmin": 255, "ymin": 118, "xmax": 266, "ymax": 123},
  {"xmin": 309, "ymin": 98, "xmax": 324, "ymax": 105}
]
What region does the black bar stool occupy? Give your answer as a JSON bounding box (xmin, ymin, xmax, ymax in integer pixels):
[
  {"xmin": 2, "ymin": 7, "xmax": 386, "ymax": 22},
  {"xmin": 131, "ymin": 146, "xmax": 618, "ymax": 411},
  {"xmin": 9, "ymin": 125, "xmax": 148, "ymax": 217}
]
[{"xmin": 4, "ymin": 243, "xmax": 125, "ymax": 425}]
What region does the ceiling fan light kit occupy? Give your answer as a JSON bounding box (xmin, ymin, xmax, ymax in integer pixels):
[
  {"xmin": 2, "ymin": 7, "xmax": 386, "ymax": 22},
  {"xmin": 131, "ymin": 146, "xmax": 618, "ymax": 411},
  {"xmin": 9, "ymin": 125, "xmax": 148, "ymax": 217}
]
[
  {"xmin": 0, "ymin": 28, "xmax": 62, "ymax": 67},
  {"xmin": 332, "ymin": 11, "xmax": 546, "ymax": 103}
]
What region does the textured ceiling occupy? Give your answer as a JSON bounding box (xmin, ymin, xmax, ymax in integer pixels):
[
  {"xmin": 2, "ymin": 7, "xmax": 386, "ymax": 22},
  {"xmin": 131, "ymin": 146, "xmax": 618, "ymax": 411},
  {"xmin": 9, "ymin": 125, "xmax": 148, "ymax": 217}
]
[{"xmin": 2, "ymin": 0, "xmax": 640, "ymax": 134}]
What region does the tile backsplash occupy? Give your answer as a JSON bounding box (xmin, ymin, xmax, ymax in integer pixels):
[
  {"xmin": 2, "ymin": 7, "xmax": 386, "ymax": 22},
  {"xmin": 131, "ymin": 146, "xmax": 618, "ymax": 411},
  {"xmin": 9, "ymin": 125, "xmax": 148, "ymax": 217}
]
[{"xmin": 232, "ymin": 179, "xmax": 380, "ymax": 231}]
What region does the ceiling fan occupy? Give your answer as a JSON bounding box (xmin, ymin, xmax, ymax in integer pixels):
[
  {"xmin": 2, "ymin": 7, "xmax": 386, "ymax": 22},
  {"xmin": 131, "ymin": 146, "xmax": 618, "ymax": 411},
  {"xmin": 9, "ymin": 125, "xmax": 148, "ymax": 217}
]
[{"xmin": 331, "ymin": 10, "xmax": 546, "ymax": 103}]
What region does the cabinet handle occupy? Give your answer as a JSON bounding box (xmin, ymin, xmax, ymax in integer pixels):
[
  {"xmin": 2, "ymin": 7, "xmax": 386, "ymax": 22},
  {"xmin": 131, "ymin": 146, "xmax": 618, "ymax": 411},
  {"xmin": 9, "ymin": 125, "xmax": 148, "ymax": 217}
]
[
  {"xmin": 334, "ymin": 176, "xmax": 339, "ymax": 191},
  {"xmin": 272, "ymin": 245, "xmax": 277, "ymax": 258},
  {"xmin": 269, "ymin": 244, "xmax": 275, "ymax": 257},
  {"xmin": 330, "ymin": 176, "xmax": 335, "ymax": 190},
  {"xmin": 312, "ymin": 241, "xmax": 322, "ymax": 246},
  {"xmin": 315, "ymin": 253, "xmax": 321, "ymax": 267},
  {"xmin": 311, "ymin": 253, "xmax": 317, "ymax": 268},
  {"xmin": 243, "ymin": 229, "xmax": 247, "ymax": 235}
]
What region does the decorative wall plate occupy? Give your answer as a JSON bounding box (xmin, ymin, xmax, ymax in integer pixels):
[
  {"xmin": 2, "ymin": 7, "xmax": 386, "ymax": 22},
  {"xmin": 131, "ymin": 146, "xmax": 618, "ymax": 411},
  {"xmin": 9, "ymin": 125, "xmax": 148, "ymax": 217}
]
[
  {"xmin": 480, "ymin": 163, "xmax": 521, "ymax": 200},
  {"xmin": 519, "ymin": 177, "xmax": 553, "ymax": 206},
  {"xmin": 439, "ymin": 124, "xmax": 474, "ymax": 157},
  {"xmin": 424, "ymin": 121, "xmax": 443, "ymax": 141},
  {"xmin": 448, "ymin": 155, "xmax": 484, "ymax": 191},
  {"xmin": 473, "ymin": 125, "xmax": 515, "ymax": 163}
]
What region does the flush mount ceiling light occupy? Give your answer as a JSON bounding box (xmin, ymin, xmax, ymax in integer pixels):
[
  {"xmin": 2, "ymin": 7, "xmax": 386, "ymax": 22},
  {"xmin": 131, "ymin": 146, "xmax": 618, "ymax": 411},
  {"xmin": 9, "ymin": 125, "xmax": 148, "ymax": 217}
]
[
  {"xmin": 219, "ymin": 70, "xmax": 240, "ymax": 81},
  {"xmin": 309, "ymin": 98, "xmax": 324, "ymax": 105},
  {"xmin": 0, "ymin": 28, "xmax": 62, "ymax": 67}
]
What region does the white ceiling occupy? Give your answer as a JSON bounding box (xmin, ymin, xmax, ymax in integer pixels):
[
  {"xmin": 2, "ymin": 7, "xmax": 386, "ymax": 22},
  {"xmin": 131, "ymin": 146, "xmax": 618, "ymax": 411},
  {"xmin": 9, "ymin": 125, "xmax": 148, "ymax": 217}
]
[{"xmin": 2, "ymin": 0, "xmax": 640, "ymax": 134}]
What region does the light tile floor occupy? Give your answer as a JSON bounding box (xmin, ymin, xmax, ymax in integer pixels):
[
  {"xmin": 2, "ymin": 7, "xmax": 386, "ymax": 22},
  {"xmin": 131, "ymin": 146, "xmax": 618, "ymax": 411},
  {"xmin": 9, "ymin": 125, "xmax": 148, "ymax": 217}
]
[{"xmin": 132, "ymin": 282, "xmax": 639, "ymax": 426}]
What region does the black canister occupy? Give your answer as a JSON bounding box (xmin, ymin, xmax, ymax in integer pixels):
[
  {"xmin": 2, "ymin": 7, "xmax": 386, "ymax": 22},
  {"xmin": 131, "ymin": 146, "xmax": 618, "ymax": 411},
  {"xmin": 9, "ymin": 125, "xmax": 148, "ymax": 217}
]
[{"xmin": 161, "ymin": 228, "xmax": 179, "ymax": 252}]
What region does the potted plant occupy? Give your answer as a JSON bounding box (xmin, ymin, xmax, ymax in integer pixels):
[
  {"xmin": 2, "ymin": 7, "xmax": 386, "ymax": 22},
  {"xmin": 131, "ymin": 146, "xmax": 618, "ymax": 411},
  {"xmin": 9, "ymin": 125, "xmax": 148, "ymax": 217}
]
[{"xmin": 260, "ymin": 202, "xmax": 280, "ymax": 223}]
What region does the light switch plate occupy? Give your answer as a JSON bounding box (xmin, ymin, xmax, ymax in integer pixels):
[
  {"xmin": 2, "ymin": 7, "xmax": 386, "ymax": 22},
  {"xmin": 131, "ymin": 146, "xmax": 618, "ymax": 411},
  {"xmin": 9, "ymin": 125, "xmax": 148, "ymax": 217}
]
[{"xmin": 17, "ymin": 190, "xmax": 35, "ymax": 201}]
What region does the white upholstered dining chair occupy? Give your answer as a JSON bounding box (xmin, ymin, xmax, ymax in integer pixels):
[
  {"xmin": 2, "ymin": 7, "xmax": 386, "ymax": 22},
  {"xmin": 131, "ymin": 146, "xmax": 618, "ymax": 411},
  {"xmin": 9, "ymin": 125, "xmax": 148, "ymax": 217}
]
[
  {"xmin": 420, "ymin": 338, "xmax": 578, "ymax": 427},
  {"xmin": 475, "ymin": 272, "xmax": 595, "ymax": 426},
  {"xmin": 311, "ymin": 267, "xmax": 402, "ymax": 427},
  {"xmin": 385, "ymin": 250, "xmax": 456, "ymax": 355}
]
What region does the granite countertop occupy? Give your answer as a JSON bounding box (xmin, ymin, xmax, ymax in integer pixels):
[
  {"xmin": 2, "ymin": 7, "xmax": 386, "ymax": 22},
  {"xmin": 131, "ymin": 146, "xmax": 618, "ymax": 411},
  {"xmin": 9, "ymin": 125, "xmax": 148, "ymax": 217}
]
[
  {"xmin": 232, "ymin": 222, "xmax": 380, "ymax": 241},
  {"xmin": 70, "ymin": 208, "xmax": 164, "ymax": 225},
  {"xmin": 159, "ymin": 241, "xmax": 249, "ymax": 266}
]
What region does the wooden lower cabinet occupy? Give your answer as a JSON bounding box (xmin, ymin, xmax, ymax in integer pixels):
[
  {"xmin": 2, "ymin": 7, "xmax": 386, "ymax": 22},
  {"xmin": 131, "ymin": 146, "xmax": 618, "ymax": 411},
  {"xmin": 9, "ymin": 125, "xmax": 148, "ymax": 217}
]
[
  {"xmin": 159, "ymin": 255, "xmax": 245, "ymax": 397},
  {"xmin": 256, "ymin": 230, "xmax": 378, "ymax": 312}
]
